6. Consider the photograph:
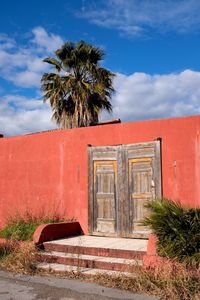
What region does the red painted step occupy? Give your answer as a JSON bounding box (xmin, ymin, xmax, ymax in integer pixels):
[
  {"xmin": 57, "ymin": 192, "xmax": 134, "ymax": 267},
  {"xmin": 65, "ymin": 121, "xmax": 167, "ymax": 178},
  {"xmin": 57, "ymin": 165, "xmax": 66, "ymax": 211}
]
[
  {"xmin": 37, "ymin": 251, "xmax": 142, "ymax": 272},
  {"xmin": 43, "ymin": 242, "xmax": 145, "ymax": 260}
]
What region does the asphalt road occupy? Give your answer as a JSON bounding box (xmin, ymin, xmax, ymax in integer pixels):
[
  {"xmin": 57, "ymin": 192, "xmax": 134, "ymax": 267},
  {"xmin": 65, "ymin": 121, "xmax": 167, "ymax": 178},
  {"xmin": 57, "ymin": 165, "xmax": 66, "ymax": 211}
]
[{"xmin": 0, "ymin": 270, "xmax": 159, "ymax": 300}]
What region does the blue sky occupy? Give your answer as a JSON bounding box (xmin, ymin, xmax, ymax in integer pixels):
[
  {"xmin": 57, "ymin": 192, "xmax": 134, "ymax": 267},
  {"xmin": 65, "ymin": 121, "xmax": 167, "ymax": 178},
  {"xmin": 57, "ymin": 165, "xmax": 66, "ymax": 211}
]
[{"xmin": 1, "ymin": 0, "xmax": 200, "ymax": 136}]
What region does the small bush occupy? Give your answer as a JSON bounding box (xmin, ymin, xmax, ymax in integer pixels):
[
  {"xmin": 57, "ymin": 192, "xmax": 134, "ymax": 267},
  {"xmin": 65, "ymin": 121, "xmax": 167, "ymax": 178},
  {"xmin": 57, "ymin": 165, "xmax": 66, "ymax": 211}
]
[
  {"xmin": 142, "ymin": 199, "xmax": 200, "ymax": 264},
  {"xmin": 0, "ymin": 212, "xmax": 65, "ymax": 241}
]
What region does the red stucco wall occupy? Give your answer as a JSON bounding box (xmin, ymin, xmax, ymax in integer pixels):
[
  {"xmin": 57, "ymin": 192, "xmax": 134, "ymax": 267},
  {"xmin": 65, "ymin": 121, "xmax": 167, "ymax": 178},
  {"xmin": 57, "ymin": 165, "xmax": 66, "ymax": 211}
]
[{"xmin": 0, "ymin": 115, "xmax": 200, "ymax": 232}]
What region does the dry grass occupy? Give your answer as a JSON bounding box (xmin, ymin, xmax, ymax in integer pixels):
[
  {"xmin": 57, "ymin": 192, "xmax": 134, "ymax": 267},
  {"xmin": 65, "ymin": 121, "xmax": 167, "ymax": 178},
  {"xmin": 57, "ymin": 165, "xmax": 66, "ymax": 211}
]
[
  {"xmin": 151, "ymin": 263, "xmax": 200, "ymax": 300},
  {"xmin": 91, "ymin": 262, "xmax": 200, "ymax": 300},
  {"xmin": 0, "ymin": 241, "xmax": 37, "ymax": 275}
]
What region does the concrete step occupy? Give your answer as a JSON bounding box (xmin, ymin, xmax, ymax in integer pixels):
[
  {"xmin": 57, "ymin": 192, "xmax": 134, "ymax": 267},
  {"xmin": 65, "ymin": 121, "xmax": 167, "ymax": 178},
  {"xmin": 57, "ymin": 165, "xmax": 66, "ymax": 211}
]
[
  {"xmin": 38, "ymin": 236, "xmax": 147, "ymax": 275},
  {"xmin": 38, "ymin": 251, "xmax": 142, "ymax": 272},
  {"xmin": 37, "ymin": 262, "xmax": 136, "ymax": 277},
  {"xmin": 43, "ymin": 236, "xmax": 147, "ymax": 260}
]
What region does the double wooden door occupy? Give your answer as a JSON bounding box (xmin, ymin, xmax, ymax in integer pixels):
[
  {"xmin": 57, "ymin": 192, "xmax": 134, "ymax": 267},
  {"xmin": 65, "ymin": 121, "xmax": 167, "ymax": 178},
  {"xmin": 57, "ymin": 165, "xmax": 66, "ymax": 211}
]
[{"xmin": 88, "ymin": 141, "xmax": 162, "ymax": 238}]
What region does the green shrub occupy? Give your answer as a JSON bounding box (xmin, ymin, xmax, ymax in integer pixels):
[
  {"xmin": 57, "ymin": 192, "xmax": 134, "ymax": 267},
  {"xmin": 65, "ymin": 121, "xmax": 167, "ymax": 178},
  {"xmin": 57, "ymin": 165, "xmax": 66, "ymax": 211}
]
[
  {"xmin": 142, "ymin": 199, "xmax": 200, "ymax": 264},
  {"xmin": 0, "ymin": 216, "xmax": 65, "ymax": 241}
]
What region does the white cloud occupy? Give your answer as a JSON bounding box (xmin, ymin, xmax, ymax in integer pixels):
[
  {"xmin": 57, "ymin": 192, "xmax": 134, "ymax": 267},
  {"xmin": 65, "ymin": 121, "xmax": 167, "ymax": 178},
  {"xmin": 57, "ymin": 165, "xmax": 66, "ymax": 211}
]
[
  {"xmin": 0, "ymin": 27, "xmax": 64, "ymax": 88},
  {"xmin": 31, "ymin": 27, "xmax": 64, "ymax": 53},
  {"xmin": 0, "ymin": 34, "xmax": 16, "ymax": 49},
  {"xmin": 103, "ymin": 69, "xmax": 200, "ymax": 122},
  {"xmin": 9, "ymin": 71, "xmax": 42, "ymax": 88},
  {"xmin": 0, "ymin": 95, "xmax": 55, "ymax": 136},
  {"xmin": 81, "ymin": 0, "xmax": 200, "ymax": 37}
]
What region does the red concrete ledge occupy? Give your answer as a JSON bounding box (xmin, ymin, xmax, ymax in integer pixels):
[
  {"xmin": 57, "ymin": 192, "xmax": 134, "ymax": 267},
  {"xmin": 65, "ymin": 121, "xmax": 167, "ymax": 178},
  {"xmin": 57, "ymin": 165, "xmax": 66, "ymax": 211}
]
[
  {"xmin": 33, "ymin": 222, "xmax": 83, "ymax": 246},
  {"xmin": 143, "ymin": 234, "xmax": 159, "ymax": 268},
  {"xmin": 143, "ymin": 234, "xmax": 170, "ymax": 268}
]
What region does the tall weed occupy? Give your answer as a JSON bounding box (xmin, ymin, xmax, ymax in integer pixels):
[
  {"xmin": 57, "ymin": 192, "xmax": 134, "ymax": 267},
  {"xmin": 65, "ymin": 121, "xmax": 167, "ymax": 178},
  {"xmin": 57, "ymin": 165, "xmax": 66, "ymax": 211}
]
[{"xmin": 0, "ymin": 210, "xmax": 66, "ymax": 241}]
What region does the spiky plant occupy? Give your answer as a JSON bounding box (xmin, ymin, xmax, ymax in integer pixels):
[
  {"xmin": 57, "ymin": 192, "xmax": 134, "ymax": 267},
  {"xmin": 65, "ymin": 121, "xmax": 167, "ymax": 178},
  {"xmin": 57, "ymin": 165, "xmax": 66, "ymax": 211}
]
[
  {"xmin": 41, "ymin": 41, "xmax": 115, "ymax": 129},
  {"xmin": 142, "ymin": 199, "xmax": 200, "ymax": 264}
]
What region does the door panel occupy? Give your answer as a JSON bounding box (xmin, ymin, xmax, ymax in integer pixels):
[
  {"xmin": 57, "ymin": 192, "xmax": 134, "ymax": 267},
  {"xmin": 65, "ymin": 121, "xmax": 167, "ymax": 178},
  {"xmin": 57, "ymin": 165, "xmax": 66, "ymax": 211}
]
[
  {"xmin": 128, "ymin": 158, "xmax": 154, "ymax": 234},
  {"xmin": 94, "ymin": 161, "xmax": 117, "ymax": 234}
]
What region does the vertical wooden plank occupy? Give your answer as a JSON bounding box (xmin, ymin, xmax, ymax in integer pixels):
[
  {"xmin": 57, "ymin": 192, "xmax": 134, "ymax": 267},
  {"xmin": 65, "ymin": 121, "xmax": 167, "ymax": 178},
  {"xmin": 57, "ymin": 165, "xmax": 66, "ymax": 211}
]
[
  {"xmin": 117, "ymin": 144, "xmax": 129, "ymax": 236},
  {"xmin": 116, "ymin": 146, "xmax": 121, "ymax": 235},
  {"xmin": 124, "ymin": 145, "xmax": 130, "ymax": 236},
  {"xmin": 88, "ymin": 146, "xmax": 94, "ymax": 234},
  {"xmin": 154, "ymin": 140, "xmax": 162, "ymax": 199}
]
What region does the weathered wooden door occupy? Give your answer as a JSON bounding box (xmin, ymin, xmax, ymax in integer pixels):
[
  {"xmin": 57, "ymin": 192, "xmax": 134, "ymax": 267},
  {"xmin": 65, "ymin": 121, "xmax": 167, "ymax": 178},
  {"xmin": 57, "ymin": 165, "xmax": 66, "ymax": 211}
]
[
  {"xmin": 88, "ymin": 141, "xmax": 162, "ymax": 238},
  {"xmin": 88, "ymin": 146, "xmax": 118, "ymax": 236}
]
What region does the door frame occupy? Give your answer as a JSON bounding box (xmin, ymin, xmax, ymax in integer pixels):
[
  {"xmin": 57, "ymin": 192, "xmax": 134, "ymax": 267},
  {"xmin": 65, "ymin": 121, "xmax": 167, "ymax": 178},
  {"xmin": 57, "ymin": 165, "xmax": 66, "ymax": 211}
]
[{"xmin": 88, "ymin": 141, "xmax": 162, "ymax": 237}]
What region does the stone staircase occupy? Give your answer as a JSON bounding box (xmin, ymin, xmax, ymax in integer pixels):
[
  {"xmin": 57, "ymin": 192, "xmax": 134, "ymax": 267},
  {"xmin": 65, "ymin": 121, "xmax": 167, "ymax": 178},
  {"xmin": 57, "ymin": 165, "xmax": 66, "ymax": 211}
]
[{"xmin": 37, "ymin": 235, "xmax": 148, "ymax": 276}]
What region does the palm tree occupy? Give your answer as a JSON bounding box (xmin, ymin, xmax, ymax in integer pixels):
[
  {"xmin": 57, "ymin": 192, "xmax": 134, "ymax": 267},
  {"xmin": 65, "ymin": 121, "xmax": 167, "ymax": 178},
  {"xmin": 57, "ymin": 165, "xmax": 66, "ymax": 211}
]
[{"xmin": 41, "ymin": 41, "xmax": 115, "ymax": 129}]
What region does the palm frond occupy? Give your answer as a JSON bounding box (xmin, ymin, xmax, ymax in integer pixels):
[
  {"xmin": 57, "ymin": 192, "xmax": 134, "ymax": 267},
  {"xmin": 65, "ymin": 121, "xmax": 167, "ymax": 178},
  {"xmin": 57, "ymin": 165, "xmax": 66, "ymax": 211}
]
[{"xmin": 43, "ymin": 58, "xmax": 62, "ymax": 72}]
